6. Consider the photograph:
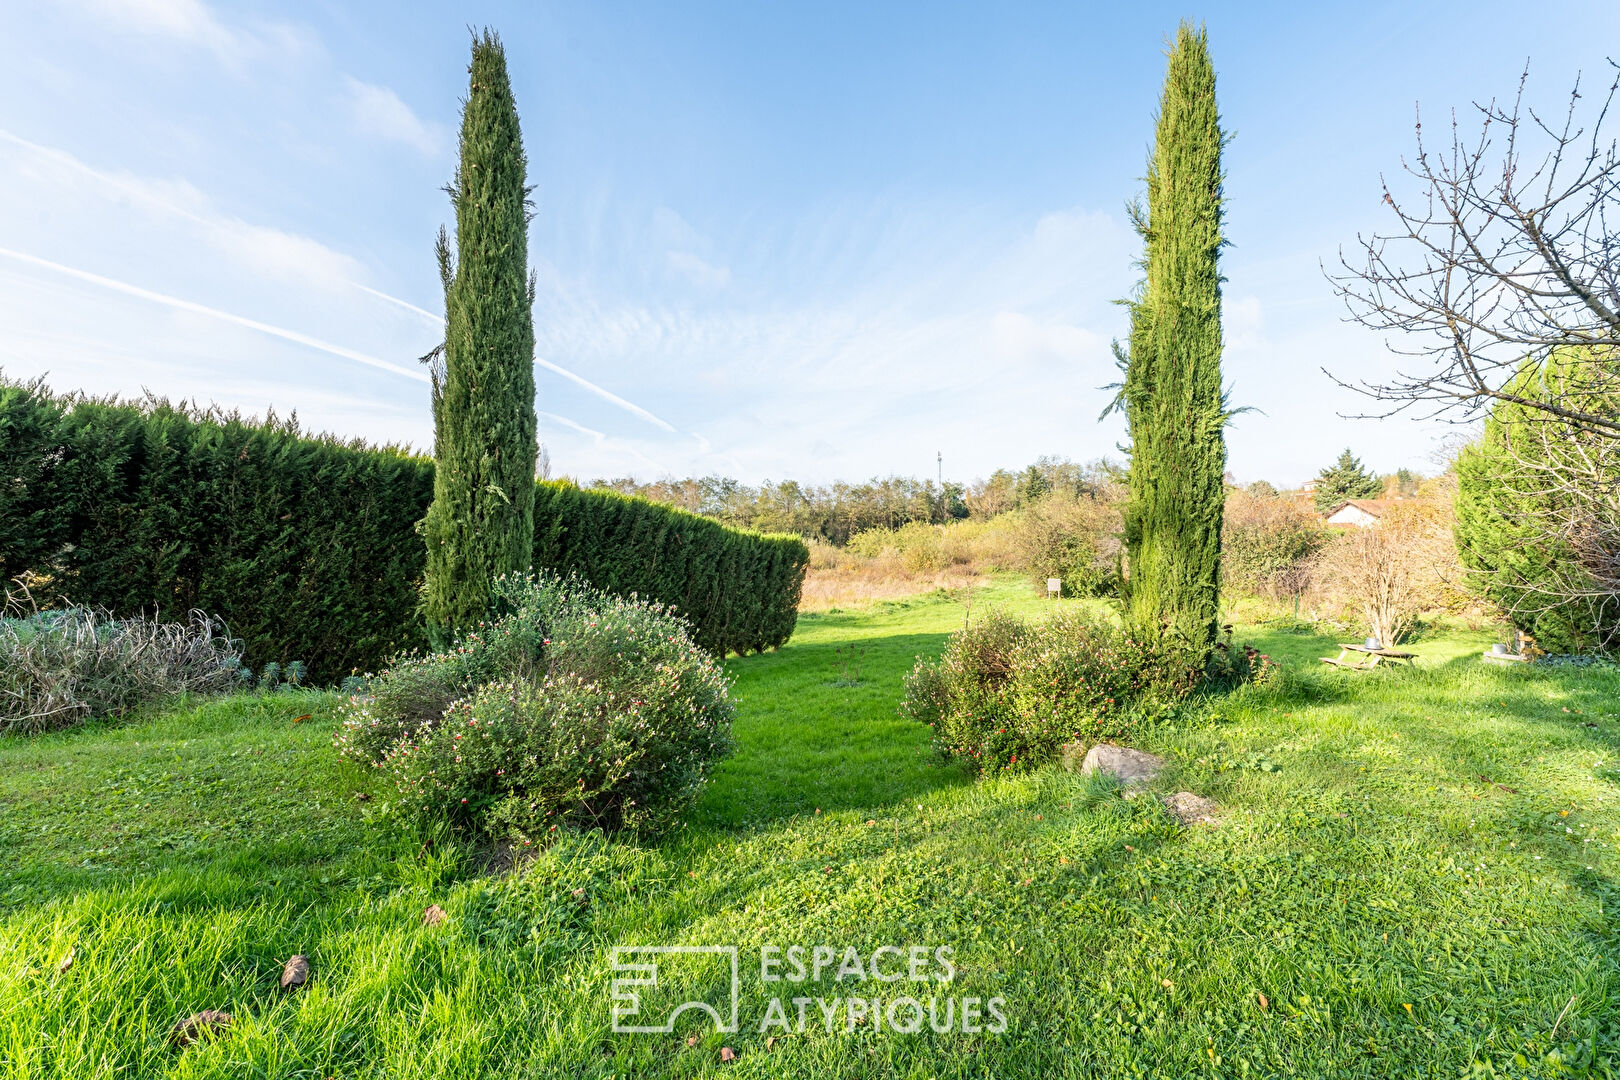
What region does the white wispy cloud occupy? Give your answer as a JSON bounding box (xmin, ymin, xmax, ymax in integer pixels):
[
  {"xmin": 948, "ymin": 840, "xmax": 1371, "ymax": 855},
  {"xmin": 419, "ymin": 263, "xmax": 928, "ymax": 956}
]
[
  {"xmin": 0, "ymin": 246, "xmax": 429, "ymax": 383},
  {"xmin": 72, "ymin": 0, "xmax": 236, "ymax": 54},
  {"xmin": 0, "ymin": 128, "xmax": 367, "ymax": 289},
  {"xmin": 343, "ymin": 77, "xmax": 443, "ymax": 156},
  {"xmin": 666, "ymin": 250, "xmax": 731, "ymax": 289},
  {"xmin": 65, "ymin": 0, "xmax": 313, "ymax": 68}
]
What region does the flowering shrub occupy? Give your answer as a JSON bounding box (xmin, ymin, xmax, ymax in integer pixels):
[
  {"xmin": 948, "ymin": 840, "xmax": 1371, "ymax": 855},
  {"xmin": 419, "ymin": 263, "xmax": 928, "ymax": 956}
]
[
  {"xmin": 903, "ymin": 608, "xmax": 1204, "ymax": 778},
  {"xmin": 335, "ymin": 572, "xmax": 733, "ymax": 837}
]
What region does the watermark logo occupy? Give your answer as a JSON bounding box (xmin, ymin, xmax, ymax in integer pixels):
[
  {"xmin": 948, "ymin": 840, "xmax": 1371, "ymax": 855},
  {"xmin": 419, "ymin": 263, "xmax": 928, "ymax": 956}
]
[
  {"xmin": 610, "ymin": 946, "xmax": 740, "ymax": 1034},
  {"xmin": 608, "ymin": 944, "xmax": 1006, "ymax": 1036}
]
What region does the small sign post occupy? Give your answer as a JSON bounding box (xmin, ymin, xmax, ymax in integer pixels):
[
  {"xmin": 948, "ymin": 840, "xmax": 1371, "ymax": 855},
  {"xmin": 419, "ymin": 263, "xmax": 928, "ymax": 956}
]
[{"xmin": 1047, "ymin": 578, "xmax": 1061, "ymax": 599}]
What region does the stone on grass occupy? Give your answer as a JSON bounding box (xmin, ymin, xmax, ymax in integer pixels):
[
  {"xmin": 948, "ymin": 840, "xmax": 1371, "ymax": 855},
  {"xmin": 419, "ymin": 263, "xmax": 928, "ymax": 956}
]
[
  {"xmin": 1163, "ymin": 791, "xmax": 1218, "ymax": 826},
  {"xmin": 280, "ymin": 954, "xmax": 310, "ymax": 990},
  {"xmin": 171, "ymin": 1010, "xmax": 232, "ymax": 1048},
  {"xmin": 1075, "ymin": 744, "xmax": 1165, "ymax": 787}
]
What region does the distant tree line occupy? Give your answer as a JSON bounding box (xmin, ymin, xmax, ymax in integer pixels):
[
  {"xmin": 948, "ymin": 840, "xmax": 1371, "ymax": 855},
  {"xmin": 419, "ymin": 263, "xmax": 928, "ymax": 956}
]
[{"xmin": 587, "ymin": 456, "xmax": 1126, "ymax": 546}]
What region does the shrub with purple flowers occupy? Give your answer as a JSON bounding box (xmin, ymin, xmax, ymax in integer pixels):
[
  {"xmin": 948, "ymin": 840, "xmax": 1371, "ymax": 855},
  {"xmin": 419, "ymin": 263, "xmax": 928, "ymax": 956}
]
[
  {"xmin": 335, "ymin": 572, "xmax": 733, "ymax": 837},
  {"xmin": 904, "ymin": 607, "xmax": 1257, "ymax": 778}
]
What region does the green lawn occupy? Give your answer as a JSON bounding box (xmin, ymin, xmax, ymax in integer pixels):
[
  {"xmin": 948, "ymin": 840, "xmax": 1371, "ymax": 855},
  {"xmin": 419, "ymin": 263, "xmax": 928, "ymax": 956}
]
[{"xmin": 2, "ymin": 578, "xmax": 1618, "ymax": 1078}]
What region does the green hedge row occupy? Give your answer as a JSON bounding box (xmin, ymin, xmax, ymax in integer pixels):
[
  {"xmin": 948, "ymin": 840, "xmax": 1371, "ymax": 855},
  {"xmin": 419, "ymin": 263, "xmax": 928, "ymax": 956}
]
[
  {"xmin": 533, "ymin": 482, "xmax": 807, "ymax": 657},
  {"xmin": 0, "ymin": 378, "xmax": 806, "ymax": 680}
]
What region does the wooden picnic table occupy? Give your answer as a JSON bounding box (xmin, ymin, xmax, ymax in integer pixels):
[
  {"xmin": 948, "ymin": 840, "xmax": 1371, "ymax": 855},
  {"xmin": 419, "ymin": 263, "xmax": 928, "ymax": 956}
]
[{"xmin": 1320, "ymin": 643, "xmax": 1417, "ymax": 670}]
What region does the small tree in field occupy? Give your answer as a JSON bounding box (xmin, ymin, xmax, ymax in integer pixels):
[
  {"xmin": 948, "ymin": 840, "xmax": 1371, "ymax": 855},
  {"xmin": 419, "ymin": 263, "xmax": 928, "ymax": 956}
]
[
  {"xmin": 1314, "ymin": 503, "xmax": 1457, "ymax": 646},
  {"xmin": 1113, "ymin": 21, "xmax": 1229, "ymax": 661},
  {"xmin": 1313, "ymin": 448, "xmax": 1382, "ymax": 513},
  {"xmin": 422, "ymin": 31, "xmax": 538, "ymax": 644}
]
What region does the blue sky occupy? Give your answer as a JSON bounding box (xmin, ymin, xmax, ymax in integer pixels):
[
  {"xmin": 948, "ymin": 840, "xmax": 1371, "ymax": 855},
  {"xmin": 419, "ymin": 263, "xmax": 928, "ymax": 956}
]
[{"xmin": 2, "ymin": 1, "xmax": 1617, "ymax": 487}]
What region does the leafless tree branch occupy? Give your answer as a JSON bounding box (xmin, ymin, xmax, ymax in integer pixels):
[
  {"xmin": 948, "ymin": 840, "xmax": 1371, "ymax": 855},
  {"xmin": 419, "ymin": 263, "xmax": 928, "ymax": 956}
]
[{"xmin": 1325, "ymin": 60, "xmax": 1620, "ymax": 438}]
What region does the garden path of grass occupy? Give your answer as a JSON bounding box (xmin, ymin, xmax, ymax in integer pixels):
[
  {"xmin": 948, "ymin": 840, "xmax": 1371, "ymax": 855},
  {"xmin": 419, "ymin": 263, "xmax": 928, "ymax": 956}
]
[{"xmin": 1, "ymin": 578, "xmax": 1617, "ymax": 1078}]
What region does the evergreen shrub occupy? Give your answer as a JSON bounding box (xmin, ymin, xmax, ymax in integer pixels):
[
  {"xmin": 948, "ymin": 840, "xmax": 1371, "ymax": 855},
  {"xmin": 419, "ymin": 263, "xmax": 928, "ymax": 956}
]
[
  {"xmin": 337, "ymin": 572, "xmax": 733, "ymax": 838},
  {"xmin": 904, "ymin": 609, "xmax": 1192, "ymax": 778},
  {"xmin": 903, "ymin": 608, "xmax": 1274, "ymax": 779}
]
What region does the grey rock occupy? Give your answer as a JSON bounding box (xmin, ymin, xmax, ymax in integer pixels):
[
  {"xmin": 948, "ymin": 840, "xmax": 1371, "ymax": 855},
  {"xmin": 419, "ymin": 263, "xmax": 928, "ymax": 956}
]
[
  {"xmin": 1163, "ymin": 791, "xmax": 1218, "ymax": 826},
  {"xmin": 1077, "ymin": 744, "xmax": 1165, "ymax": 787}
]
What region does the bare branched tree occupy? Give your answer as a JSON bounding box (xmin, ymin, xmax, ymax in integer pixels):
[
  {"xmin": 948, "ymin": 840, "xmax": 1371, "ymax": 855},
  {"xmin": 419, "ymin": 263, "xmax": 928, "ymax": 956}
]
[
  {"xmin": 1311, "ymin": 503, "xmax": 1461, "ymax": 648},
  {"xmin": 1329, "ymin": 62, "xmax": 1620, "ymax": 638},
  {"xmin": 1327, "ymin": 61, "xmax": 1620, "ymax": 438}
]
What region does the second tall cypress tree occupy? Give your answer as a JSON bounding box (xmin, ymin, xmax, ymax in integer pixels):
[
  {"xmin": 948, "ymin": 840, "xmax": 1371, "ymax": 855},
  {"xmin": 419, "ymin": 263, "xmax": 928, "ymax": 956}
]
[
  {"xmin": 1119, "ymin": 22, "xmax": 1228, "ymax": 659},
  {"xmin": 422, "ymin": 31, "xmax": 538, "ymax": 643}
]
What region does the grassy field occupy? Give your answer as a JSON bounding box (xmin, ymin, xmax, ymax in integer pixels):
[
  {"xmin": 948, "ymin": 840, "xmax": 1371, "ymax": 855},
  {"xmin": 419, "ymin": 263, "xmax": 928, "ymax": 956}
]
[{"xmin": 2, "ymin": 577, "xmax": 1618, "ymax": 1078}]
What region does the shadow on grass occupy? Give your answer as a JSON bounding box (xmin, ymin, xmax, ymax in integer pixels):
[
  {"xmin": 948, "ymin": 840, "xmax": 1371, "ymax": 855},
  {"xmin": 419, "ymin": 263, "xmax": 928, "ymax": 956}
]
[{"xmin": 693, "ymin": 630, "xmax": 970, "ymax": 829}]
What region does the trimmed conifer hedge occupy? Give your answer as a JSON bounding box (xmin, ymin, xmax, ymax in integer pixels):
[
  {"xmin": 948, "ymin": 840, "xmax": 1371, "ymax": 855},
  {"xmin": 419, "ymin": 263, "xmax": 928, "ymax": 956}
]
[
  {"xmin": 0, "ymin": 378, "xmax": 806, "ymax": 680},
  {"xmin": 533, "ymin": 481, "xmax": 807, "ymax": 657}
]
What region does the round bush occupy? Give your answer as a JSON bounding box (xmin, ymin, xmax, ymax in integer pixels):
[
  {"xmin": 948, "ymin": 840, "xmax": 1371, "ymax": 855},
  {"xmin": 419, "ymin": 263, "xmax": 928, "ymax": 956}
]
[
  {"xmin": 902, "ymin": 608, "xmax": 1194, "ymax": 777},
  {"xmin": 335, "ymin": 572, "xmax": 733, "ymax": 837}
]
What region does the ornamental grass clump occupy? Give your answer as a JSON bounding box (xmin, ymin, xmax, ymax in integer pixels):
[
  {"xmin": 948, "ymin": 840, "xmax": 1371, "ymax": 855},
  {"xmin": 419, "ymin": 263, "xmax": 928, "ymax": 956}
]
[
  {"xmin": 0, "ymin": 606, "xmax": 240, "ymax": 733},
  {"xmin": 903, "ymin": 608, "xmax": 1212, "ymax": 778},
  {"xmin": 336, "ymin": 572, "xmax": 733, "ymax": 838}
]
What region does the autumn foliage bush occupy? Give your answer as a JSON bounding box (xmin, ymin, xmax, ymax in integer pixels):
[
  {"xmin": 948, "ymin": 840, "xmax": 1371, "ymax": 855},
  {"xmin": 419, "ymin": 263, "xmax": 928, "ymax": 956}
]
[
  {"xmin": 1222, "ymin": 490, "xmax": 1330, "ymax": 601},
  {"xmin": 335, "ymin": 572, "xmax": 733, "ymax": 838}
]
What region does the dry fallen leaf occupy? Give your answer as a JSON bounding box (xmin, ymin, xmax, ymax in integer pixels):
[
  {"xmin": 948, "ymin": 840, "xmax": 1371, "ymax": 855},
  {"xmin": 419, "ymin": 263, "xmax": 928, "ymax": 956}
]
[
  {"xmin": 766, "ymin": 1036, "xmax": 778, "ymax": 1049},
  {"xmin": 687, "ymin": 1034, "xmax": 699, "ymax": 1047},
  {"xmin": 57, "ymin": 947, "xmax": 74, "ymax": 974},
  {"xmin": 292, "ymin": 714, "xmax": 311, "ymax": 724},
  {"xmin": 422, "ymin": 904, "xmax": 446, "ymax": 927},
  {"xmin": 280, "ymin": 954, "xmax": 310, "ymax": 990},
  {"xmin": 1258, "ymin": 992, "xmax": 1269, "ymax": 1011},
  {"xmin": 172, "ymin": 1010, "xmax": 232, "ymax": 1048},
  {"xmin": 720, "ymin": 1046, "xmax": 736, "ymax": 1062}
]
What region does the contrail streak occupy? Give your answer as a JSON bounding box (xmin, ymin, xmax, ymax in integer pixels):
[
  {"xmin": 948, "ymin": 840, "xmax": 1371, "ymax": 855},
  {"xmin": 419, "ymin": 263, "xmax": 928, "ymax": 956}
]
[
  {"xmin": 0, "ymin": 246, "xmax": 429, "ymax": 383},
  {"xmin": 0, "ymin": 129, "xmax": 683, "ymax": 437},
  {"xmin": 534, "ymin": 357, "xmax": 677, "ymax": 433},
  {"xmin": 387, "ymin": 292, "xmax": 680, "ymax": 436}
]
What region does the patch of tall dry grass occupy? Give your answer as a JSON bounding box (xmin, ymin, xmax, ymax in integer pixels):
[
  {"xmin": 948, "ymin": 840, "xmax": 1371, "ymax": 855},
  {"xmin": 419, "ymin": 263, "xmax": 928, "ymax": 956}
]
[{"xmin": 800, "ymin": 519, "xmax": 1019, "ymax": 609}]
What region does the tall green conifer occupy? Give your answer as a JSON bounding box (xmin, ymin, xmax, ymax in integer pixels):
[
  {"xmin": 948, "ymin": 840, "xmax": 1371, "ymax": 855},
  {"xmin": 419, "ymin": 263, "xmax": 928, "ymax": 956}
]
[
  {"xmin": 1118, "ymin": 22, "xmax": 1228, "ymax": 659},
  {"xmin": 422, "ymin": 31, "xmax": 538, "ymax": 643},
  {"xmin": 1312, "ymin": 448, "xmax": 1382, "ymax": 513}
]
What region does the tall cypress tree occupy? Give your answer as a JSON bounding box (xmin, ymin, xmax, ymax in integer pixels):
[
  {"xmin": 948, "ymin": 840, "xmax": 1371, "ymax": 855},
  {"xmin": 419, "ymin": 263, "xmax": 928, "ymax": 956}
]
[
  {"xmin": 422, "ymin": 30, "xmax": 537, "ymax": 643},
  {"xmin": 1118, "ymin": 22, "xmax": 1228, "ymax": 659}
]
